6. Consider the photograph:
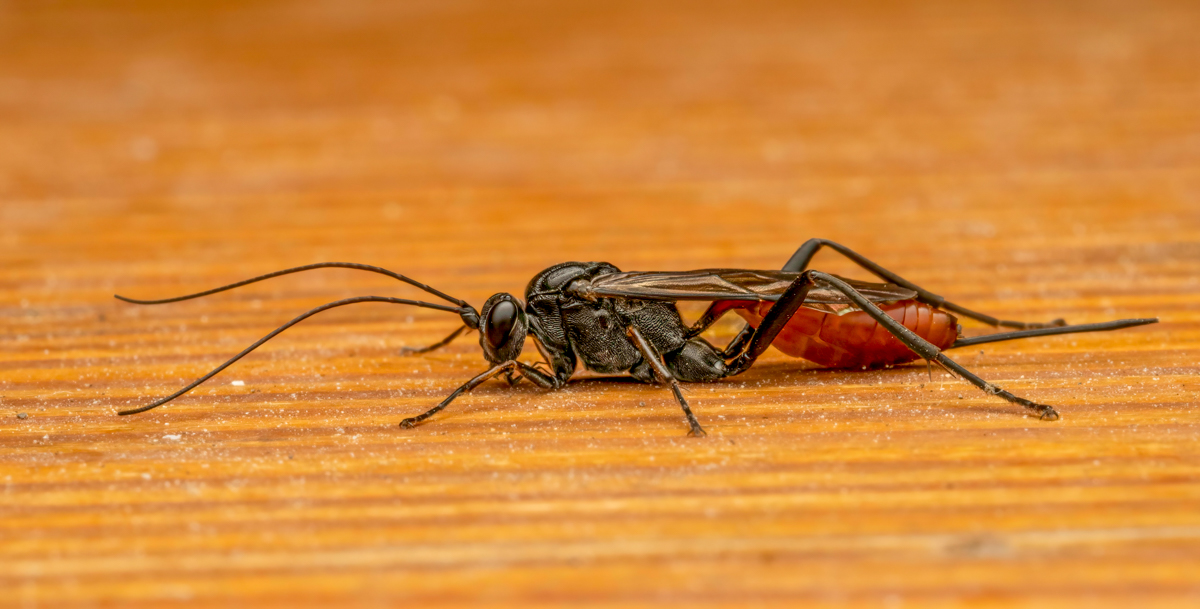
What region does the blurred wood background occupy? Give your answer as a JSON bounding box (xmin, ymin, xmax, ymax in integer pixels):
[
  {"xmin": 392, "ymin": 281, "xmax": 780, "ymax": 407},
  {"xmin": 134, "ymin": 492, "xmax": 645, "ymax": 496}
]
[{"xmin": 2, "ymin": 1, "xmax": 1198, "ymax": 606}]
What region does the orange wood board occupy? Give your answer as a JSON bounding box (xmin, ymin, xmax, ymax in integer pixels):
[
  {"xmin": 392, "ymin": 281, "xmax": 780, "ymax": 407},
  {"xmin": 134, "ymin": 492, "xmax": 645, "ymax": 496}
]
[{"xmin": 2, "ymin": 1, "xmax": 1198, "ymax": 606}]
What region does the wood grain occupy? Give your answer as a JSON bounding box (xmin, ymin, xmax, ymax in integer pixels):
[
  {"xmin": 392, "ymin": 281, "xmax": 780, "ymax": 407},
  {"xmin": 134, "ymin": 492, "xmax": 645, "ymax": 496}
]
[{"xmin": 2, "ymin": 1, "xmax": 1198, "ymax": 606}]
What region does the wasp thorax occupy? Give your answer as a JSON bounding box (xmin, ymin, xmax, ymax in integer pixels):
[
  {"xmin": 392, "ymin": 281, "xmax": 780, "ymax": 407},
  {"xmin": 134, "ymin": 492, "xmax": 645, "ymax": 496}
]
[{"xmin": 479, "ymin": 293, "xmax": 527, "ymax": 363}]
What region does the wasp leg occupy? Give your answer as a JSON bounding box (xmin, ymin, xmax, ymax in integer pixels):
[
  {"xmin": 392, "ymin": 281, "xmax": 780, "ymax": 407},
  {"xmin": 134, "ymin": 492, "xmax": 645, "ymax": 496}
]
[
  {"xmin": 720, "ymin": 326, "xmax": 755, "ymax": 359},
  {"xmin": 399, "ymin": 324, "xmax": 469, "ymax": 355},
  {"xmin": 626, "ymin": 325, "xmax": 707, "ymax": 437},
  {"xmin": 723, "ymin": 272, "xmax": 820, "ymax": 377},
  {"xmin": 399, "ymin": 361, "xmax": 559, "ymax": 429},
  {"xmin": 685, "ymin": 302, "xmax": 756, "ymax": 359},
  {"xmin": 783, "ymin": 238, "xmax": 1066, "ymax": 330},
  {"xmin": 725, "ymin": 270, "xmax": 1060, "ymax": 421},
  {"xmin": 685, "ymin": 302, "xmax": 739, "ymax": 338}
]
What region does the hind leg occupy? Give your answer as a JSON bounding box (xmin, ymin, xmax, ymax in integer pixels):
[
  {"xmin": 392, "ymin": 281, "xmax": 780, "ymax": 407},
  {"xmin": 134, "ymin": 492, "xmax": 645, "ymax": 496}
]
[
  {"xmin": 783, "ymin": 238, "xmax": 1065, "ymax": 329},
  {"xmin": 724, "ymin": 270, "xmax": 1060, "ymax": 420},
  {"xmin": 698, "ymin": 238, "xmax": 1069, "ymax": 360}
]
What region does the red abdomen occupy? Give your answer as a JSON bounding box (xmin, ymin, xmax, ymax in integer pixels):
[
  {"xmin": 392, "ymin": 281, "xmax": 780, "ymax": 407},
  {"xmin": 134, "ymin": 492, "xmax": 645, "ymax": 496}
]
[{"xmin": 731, "ymin": 299, "xmax": 960, "ymax": 368}]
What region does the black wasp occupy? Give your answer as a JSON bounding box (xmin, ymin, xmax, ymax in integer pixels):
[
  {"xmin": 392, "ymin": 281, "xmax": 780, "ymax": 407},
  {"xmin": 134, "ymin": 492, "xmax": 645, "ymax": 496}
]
[{"xmin": 117, "ymin": 239, "xmax": 1156, "ymax": 436}]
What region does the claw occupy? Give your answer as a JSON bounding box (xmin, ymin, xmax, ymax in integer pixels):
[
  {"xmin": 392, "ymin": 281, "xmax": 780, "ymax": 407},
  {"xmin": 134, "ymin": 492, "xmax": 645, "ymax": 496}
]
[
  {"xmin": 1038, "ymin": 407, "xmax": 1061, "ymax": 422},
  {"xmin": 399, "ymin": 418, "xmax": 418, "ymax": 429},
  {"xmin": 687, "ymin": 425, "xmax": 708, "ymax": 438}
]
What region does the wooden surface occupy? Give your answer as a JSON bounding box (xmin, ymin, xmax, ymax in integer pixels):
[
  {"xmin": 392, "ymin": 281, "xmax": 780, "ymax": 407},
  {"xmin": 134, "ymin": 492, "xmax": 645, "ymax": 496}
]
[{"xmin": 3, "ymin": 1, "xmax": 1199, "ymax": 606}]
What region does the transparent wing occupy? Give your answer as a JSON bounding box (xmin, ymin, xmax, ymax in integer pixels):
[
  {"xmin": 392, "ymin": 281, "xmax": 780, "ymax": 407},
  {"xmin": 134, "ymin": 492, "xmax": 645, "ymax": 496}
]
[{"xmin": 588, "ymin": 269, "xmax": 917, "ymax": 310}]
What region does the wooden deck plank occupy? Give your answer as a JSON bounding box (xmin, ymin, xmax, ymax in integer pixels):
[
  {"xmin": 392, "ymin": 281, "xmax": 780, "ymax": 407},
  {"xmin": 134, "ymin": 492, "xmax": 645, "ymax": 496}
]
[{"xmin": 2, "ymin": 1, "xmax": 1198, "ymax": 606}]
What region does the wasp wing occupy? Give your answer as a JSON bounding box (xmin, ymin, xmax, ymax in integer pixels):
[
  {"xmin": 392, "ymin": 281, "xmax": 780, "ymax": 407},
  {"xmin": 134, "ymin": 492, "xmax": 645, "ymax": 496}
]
[{"xmin": 587, "ymin": 269, "xmax": 916, "ymax": 311}]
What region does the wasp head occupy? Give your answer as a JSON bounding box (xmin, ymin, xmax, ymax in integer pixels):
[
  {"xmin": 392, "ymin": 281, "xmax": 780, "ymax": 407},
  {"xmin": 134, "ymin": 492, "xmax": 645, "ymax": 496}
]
[{"xmin": 478, "ymin": 293, "xmax": 527, "ymax": 364}]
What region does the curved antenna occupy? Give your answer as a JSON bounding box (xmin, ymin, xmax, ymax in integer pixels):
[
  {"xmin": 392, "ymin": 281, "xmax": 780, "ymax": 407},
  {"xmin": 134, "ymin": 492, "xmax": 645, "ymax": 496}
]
[
  {"xmin": 118, "ymin": 296, "xmax": 465, "ymax": 416},
  {"xmin": 114, "ymin": 262, "xmax": 469, "ymax": 308}
]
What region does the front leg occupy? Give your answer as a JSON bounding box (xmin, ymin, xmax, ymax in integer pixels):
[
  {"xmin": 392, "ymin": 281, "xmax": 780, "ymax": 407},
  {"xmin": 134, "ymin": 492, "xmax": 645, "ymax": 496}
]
[
  {"xmin": 626, "ymin": 325, "xmax": 707, "ymax": 437},
  {"xmin": 399, "ymin": 324, "xmax": 469, "ymax": 355},
  {"xmin": 399, "ymin": 360, "xmax": 560, "ymax": 429}
]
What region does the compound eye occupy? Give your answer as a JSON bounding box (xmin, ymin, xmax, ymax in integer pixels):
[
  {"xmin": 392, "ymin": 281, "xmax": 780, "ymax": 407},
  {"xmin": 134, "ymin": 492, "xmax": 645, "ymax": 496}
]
[{"xmin": 485, "ymin": 300, "xmax": 518, "ymax": 349}]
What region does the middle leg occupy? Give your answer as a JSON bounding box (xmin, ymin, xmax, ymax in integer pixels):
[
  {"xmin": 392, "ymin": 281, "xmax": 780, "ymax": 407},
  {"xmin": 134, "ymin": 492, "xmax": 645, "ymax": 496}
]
[{"xmin": 626, "ymin": 325, "xmax": 707, "ymax": 437}]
